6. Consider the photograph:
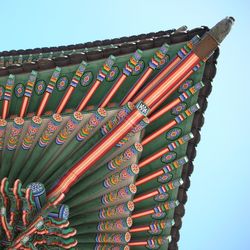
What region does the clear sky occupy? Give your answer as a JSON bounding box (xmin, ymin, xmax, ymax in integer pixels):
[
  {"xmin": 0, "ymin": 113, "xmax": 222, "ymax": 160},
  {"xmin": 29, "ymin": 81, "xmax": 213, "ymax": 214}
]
[{"xmin": 0, "ymin": 0, "xmax": 249, "ymax": 249}]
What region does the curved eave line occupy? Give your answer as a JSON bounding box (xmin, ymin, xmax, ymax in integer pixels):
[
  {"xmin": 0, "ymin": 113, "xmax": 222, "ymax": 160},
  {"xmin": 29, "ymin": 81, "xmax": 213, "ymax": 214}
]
[
  {"xmin": 0, "ymin": 27, "xmax": 209, "ymax": 77},
  {"xmin": 168, "ymin": 47, "xmax": 219, "ymax": 250}
]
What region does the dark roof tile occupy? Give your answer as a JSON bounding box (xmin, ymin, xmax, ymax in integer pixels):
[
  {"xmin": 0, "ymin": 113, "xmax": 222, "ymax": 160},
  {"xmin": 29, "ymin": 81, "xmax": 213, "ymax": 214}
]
[{"xmin": 37, "ymin": 58, "xmax": 56, "ymax": 70}]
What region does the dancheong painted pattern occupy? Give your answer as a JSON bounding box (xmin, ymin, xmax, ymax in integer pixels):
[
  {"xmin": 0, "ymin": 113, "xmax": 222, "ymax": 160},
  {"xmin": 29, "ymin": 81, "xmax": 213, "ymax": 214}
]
[{"xmin": 0, "ymin": 17, "xmax": 233, "ymax": 249}]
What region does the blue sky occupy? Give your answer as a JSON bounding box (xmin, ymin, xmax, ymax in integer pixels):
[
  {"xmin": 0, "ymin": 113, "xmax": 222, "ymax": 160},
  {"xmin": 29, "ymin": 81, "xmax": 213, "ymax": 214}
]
[{"xmin": 0, "ymin": 0, "xmax": 249, "ymax": 249}]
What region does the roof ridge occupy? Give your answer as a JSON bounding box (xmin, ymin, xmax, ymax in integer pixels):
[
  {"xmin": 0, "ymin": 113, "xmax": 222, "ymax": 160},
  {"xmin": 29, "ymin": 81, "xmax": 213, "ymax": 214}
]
[{"xmin": 0, "ymin": 26, "xmax": 209, "ymax": 77}]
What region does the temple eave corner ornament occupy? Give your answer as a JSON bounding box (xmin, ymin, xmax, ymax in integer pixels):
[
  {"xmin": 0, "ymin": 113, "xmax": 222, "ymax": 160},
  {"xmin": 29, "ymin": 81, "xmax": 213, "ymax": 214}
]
[{"xmin": 0, "ymin": 17, "xmax": 234, "ymax": 249}]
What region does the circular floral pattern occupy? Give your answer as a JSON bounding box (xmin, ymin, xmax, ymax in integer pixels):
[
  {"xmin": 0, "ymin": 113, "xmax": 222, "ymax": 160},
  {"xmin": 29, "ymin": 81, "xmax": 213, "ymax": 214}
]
[
  {"xmin": 106, "ymin": 67, "xmax": 119, "ymax": 82},
  {"xmin": 0, "ymin": 86, "xmax": 4, "ymax": 100},
  {"xmin": 166, "ymin": 127, "xmax": 182, "ymax": 141},
  {"xmin": 132, "ymin": 60, "xmax": 145, "ymax": 76},
  {"xmin": 161, "ymin": 152, "xmax": 177, "ymax": 164},
  {"xmin": 157, "ymin": 55, "xmax": 170, "ymax": 69},
  {"xmin": 80, "ymin": 72, "xmax": 93, "ymax": 86},
  {"xmin": 15, "ymin": 83, "xmax": 25, "ymax": 98},
  {"xmin": 35, "ymin": 80, "xmax": 46, "ymax": 95},
  {"xmin": 171, "ymin": 102, "xmax": 187, "ymax": 115},
  {"xmin": 154, "ymin": 193, "xmax": 169, "ymax": 202},
  {"xmin": 158, "ymin": 173, "xmax": 173, "ymax": 184},
  {"xmin": 56, "ymin": 76, "xmax": 69, "ymax": 91},
  {"xmin": 178, "ymin": 79, "xmax": 193, "ymax": 93}
]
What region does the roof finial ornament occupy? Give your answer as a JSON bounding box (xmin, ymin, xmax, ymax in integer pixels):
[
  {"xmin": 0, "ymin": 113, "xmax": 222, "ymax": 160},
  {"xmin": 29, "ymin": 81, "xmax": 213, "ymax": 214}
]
[
  {"xmin": 209, "ymin": 16, "xmax": 235, "ymax": 44},
  {"xmin": 193, "ymin": 16, "xmax": 234, "ymax": 60}
]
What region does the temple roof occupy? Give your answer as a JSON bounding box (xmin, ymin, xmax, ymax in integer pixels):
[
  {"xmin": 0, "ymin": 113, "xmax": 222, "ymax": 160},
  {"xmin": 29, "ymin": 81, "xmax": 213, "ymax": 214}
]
[
  {"xmin": 0, "ymin": 18, "xmax": 232, "ymax": 250},
  {"xmin": 0, "ymin": 26, "xmax": 209, "ymax": 75}
]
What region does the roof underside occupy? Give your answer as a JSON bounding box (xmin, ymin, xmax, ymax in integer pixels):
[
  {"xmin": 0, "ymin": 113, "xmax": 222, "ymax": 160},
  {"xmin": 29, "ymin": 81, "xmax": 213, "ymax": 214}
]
[{"xmin": 0, "ymin": 26, "xmax": 219, "ymax": 250}]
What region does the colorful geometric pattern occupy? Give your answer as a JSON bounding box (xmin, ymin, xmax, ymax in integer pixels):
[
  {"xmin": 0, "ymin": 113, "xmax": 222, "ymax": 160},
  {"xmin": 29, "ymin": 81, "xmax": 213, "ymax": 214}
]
[
  {"xmin": 22, "ymin": 116, "xmax": 42, "ymax": 150},
  {"xmin": 162, "ymin": 156, "xmax": 189, "ymax": 173},
  {"xmin": 117, "ymin": 117, "xmax": 149, "ymax": 147},
  {"xmin": 0, "ymin": 17, "xmax": 231, "ymax": 249},
  {"xmin": 97, "ymin": 55, "xmax": 116, "ymax": 82},
  {"xmin": 76, "ymin": 108, "xmax": 106, "ymax": 142},
  {"xmin": 99, "ymin": 201, "xmax": 134, "ymax": 220},
  {"xmin": 177, "ymin": 35, "xmax": 200, "ymax": 60},
  {"xmin": 149, "ymin": 43, "xmax": 169, "ymax": 70},
  {"xmin": 35, "ymin": 80, "xmax": 46, "ymax": 95},
  {"xmin": 38, "ymin": 114, "xmax": 62, "ymax": 148},
  {"xmin": 146, "ymin": 236, "xmax": 172, "ymax": 249},
  {"xmin": 3, "ymin": 74, "xmax": 15, "ymax": 101},
  {"xmin": 95, "ymin": 244, "xmax": 129, "ymax": 250},
  {"xmin": 14, "ymin": 83, "xmax": 25, "ymax": 98},
  {"xmin": 97, "ymin": 217, "xmax": 132, "ymax": 232},
  {"xmin": 106, "ymin": 66, "xmax": 120, "ymax": 82},
  {"xmin": 24, "ymin": 71, "xmax": 37, "ymax": 98},
  {"xmin": 154, "ymin": 193, "xmax": 169, "ymax": 202},
  {"xmin": 174, "ymin": 103, "xmax": 200, "ymax": 124},
  {"xmin": 132, "ymin": 60, "xmax": 145, "ymax": 76},
  {"xmin": 136, "ymin": 101, "xmax": 150, "ymax": 116},
  {"xmin": 95, "ymin": 232, "xmax": 131, "ymax": 244},
  {"xmin": 7, "ymin": 117, "xmax": 24, "ymax": 150},
  {"xmin": 167, "ymin": 133, "xmax": 194, "ymax": 151},
  {"xmin": 153, "ymin": 200, "xmax": 179, "ymax": 214},
  {"xmin": 166, "ymin": 127, "xmax": 182, "ymax": 141},
  {"xmin": 161, "ymin": 152, "xmax": 177, "ymax": 164},
  {"xmin": 27, "ymin": 182, "xmax": 46, "ymax": 210},
  {"xmin": 148, "ymin": 219, "xmax": 174, "ymax": 235},
  {"xmin": 107, "ymin": 143, "xmax": 143, "ymax": 171},
  {"xmin": 157, "ymin": 173, "xmax": 173, "ymax": 184},
  {"xmin": 178, "ymin": 81, "xmax": 204, "ymax": 102},
  {"xmin": 103, "ymin": 164, "xmax": 139, "ymax": 189},
  {"xmin": 81, "ymin": 71, "xmax": 93, "ymax": 86},
  {"xmin": 101, "ymin": 103, "xmax": 134, "ymax": 136},
  {"xmin": 178, "ymin": 79, "xmax": 193, "ymax": 93},
  {"xmin": 70, "ymin": 61, "xmax": 87, "ymax": 88},
  {"xmin": 45, "ymin": 67, "xmax": 61, "ymax": 94},
  {"xmin": 156, "ymin": 55, "xmax": 170, "ymax": 69},
  {"xmin": 56, "ymin": 76, "xmax": 69, "ymax": 91},
  {"xmin": 0, "ymin": 179, "xmax": 77, "ymax": 248},
  {"xmin": 101, "ymin": 184, "xmax": 137, "ymax": 206},
  {"xmin": 158, "ymin": 178, "xmax": 183, "ymax": 192},
  {"xmin": 151, "ymin": 212, "xmax": 167, "ymax": 220},
  {"xmin": 56, "ymin": 112, "xmax": 83, "ymax": 145},
  {"xmin": 171, "ymin": 102, "xmax": 187, "ymax": 115},
  {"xmin": 123, "ymin": 50, "xmax": 143, "ymax": 76}
]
